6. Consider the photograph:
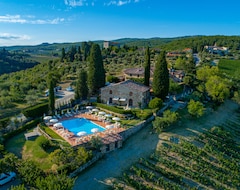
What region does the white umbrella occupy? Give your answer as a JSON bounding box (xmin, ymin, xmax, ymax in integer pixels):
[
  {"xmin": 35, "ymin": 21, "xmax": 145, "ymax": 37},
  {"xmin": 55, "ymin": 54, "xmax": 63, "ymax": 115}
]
[
  {"xmin": 44, "ymin": 116, "xmax": 52, "ymax": 120},
  {"xmin": 77, "ymin": 131, "xmax": 87, "ymax": 137},
  {"xmin": 105, "ymin": 114, "xmax": 112, "ymax": 118},
  {"xmin": 92, "ymin": 108, "xmax": 99, "ymax": 112},
  {"xmin": 98, "ymin": 111, "xmax": 106, "ymax": 115},
  {"xmin": 53, "ymin": 123, "xmax": 63, "ymax": 128},
  {"xmin": 91, "ymin": 128, "xmax": 99, "ymax": 133},
  {"xmin": 86, "ymin": 106, "xmax": 93, "ymax": 109},
  {"xmin": 112, "ymin": 117, "xmax": 120, "ymax": 121},
  {"xmin": 50, "ymin": 118, "xmax": 58, "ymax": 123},
  {"xmin": 106, "ymin": 125, "xmax": 114, "ymax": 129}
]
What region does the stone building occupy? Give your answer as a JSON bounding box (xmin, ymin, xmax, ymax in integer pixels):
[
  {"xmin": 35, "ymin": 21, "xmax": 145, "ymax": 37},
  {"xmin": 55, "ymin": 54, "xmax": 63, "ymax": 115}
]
[{"xmin": 100, "ymin": 80, "xmax": 150, "ymax": 108}]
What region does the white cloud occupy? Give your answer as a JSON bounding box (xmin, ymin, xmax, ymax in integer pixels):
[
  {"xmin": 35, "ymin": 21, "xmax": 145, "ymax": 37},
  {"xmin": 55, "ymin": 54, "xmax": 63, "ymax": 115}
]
[
  {"xmin": 0, "ymin": 33, "xmax": 31, "ymax": 40},
  {"xmin": 0, "ymin": 15, "xmax": 64, "ymax": 25},
  {"xmin": 105, "ymin": 0, "xmax": 139, "ymax": 6},
  {"xmin": 0, "ymin": 15, "xmax": 26, "ymax": 24},
  {"xmin": 64, "ymin": 0, "xmax": 85, "ymax": 7}
]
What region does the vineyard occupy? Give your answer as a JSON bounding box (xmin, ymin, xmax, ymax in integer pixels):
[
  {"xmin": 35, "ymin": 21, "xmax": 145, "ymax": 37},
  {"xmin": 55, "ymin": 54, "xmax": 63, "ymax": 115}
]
[{"xmin": 112, "ymin": 110, "xmax": 240, "ymax": 190}]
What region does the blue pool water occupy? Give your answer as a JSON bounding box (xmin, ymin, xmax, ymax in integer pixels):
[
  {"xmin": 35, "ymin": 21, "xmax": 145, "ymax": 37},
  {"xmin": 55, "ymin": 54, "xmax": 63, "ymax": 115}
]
[{"xmin": 61, "ymin": 118, "xmax": 105, "ymax": 135}]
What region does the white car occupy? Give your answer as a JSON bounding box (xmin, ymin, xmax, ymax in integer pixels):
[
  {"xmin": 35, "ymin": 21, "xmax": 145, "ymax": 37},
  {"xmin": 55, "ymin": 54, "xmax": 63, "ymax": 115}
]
[{"xmin": 0, "ymin": 172, "xmax": 16, "ymax": 185}]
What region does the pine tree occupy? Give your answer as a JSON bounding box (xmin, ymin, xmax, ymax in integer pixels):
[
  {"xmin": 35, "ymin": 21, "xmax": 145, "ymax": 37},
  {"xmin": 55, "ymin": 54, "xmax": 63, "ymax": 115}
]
[
  {"xmin": 88, "ymin": 44, "xmax": 105, "ymax": 95},
  {"xmin": 75, "ymin": 70, "xmax": 88, "ymax": 101},
  {"xmin": 152, "ymin": 51, "xmax": 169, "ymax": 100},
  {"xmin": 144, "ymin": 46, "xmax": 151, "ymax": 86}
]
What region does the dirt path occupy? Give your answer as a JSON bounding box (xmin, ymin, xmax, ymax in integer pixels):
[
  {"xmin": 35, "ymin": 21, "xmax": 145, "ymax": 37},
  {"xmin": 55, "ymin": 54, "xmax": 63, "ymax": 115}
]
[{"xmin": 73, "ymin": 100, "xmax": 239, "ymax": 190}]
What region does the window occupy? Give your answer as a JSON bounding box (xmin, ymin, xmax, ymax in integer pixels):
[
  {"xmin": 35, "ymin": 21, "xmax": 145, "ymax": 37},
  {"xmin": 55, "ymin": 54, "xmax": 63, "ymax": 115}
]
[
  {"xmin": 129, "ymin": 99, "xmax": 133, "ymax": 106},
  {"xmin": 109, "ymin": 90, "xmax": 112, "ymax": 94},
  {"xmin": 129, "ymin": 92, "xmax": 133, "ymax": 96}
]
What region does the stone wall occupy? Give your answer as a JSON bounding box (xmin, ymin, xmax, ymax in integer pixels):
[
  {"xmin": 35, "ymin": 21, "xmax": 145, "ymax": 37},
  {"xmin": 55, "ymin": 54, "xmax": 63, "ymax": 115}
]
[{"xmin": 120, "ymin": 115, "xmax": 154, "ymax": 141}]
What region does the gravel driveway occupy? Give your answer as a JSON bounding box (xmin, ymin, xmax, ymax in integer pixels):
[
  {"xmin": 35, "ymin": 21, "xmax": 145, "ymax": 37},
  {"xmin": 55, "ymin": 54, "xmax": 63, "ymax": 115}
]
[{"xmin": 73, "ymin": 123, "xmax": 159, "ymax": 190}]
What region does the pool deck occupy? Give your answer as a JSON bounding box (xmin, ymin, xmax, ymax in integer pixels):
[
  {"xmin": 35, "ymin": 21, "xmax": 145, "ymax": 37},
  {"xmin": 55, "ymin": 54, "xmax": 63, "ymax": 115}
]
[{"xmin": 49, "ymin": 112, "xmax": 125, "ymax": 147}]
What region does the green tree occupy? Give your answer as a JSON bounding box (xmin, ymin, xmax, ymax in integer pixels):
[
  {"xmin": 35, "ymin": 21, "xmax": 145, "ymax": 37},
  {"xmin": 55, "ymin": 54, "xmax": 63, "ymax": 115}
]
[
  {"xmin": 88, "ymin": 44, "xmax": 106, "ymax": 95},
  {"xmin": 10, "ymin": 184, "xmax": 27, "ymax": 190},
  {"xmin": 75, "ymin": 70, "xmax": 88, "ymax": 101},
  {"xmin": 61, "ymin": 48, "xmax": 66, "ymax": 62},
  {"xmin": 48, "ymin": 75, "xmax": 55, "ymax": 115},
  {"xmin": 35, "ymin": 173, "xmax": 75, "ymax": 190},
  {"xmin": 148, "ymin": 97, "xmax": 163, "ymax": 109},
  {"xmin": 152, "ymin": 51, "xmax": 169, "ymax": 100},
  {"xmin": 184, "ymin": 54, "xmax": 196, "ymax": 75},
  {"xmin": 196, "ymin": 66, "xmax": 219, "ymax": 82},
  {"xmin": 144, "ymin": 46, "xmax": 151, "ymax": 86},
  {"xmin": 187, "ymin": 99, "xmax": 205, "ymax": 117},
  {"xmin": 17, "ymin": 160, "xmax": 45, "ymax": 187},
  {"xmin": 205, "ymin": 76, "xmax": 230, "ymax": 103}
]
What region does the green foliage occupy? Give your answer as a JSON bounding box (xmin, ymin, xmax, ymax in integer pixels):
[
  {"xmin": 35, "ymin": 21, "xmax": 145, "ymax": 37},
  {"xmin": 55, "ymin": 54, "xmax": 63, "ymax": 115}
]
[
  {"xmin": 144, "ymin": 46, "xmax": 151, "ymax": 86},
  {"xmin": 153, "ymin": 110, "xmax": 178, "ymax": 132},
  {"xmin": 0, "ymin": 153, "xmax": 19, "ymax": 173},
  {"xmin": 95, "ymin": 103, "xmax": 132, "ymax": 115},
  {"xmin": 187, "ymin": 99, "xmax": 205, "ymax": 117},
  {"xmin": 88, "ymin": 43, "xmax": 106, "ymax": 95},
  {"xmin": 132, "ymin": 109, "xmax": 153, "ymax": 120},
  {"xmin": 106, "ymin": 75, "xmax": 120, "ymax": 83},
  {"xmin": 169, "ymin": 79, "xmax": 183, "ymax": 95},
  {"xmin": 36, "ymin": 136, "xmax": 50, "ymax": 151},
  {"xmin": 152, "ymin": 51, "xmax": 169, "ymax": 100},
  {"xmin": 196, "ymin": 66, "xmax": 219, "ymax": 82},
  {"xmin": 0, "ymin": 48, "xmax": 39, "ymax": 75},
  {"xmin": 75, "ymin": 70, "xmax": 88, "ymax": 101},
  {"xmin": 17, "ymin": 160, "xmax": 45, "ymax": 187},
  {"xmin": 0, "ymin": 117, "xmax": 10, "ymax": 130},
  {"xmin": 22, "ymin": 102, "xmax": 48, "ymax": 118},
  {"xmin": 90, "ymin": 136, "xmax": 103, "ymax": 151},
  {"xmin": 48, "ymin": 75, "xmax": 55, "ymax": 115},
  {"xmin": 10, "ymin": 184, "xmax": 27, "ymax": 190},
  {"xmin": 3, "ymin": 118, "xmax": 41, "ymax": 141},
  {"xmin": 35, "ymin": 173, "xmax": 75, "ymax": 190},
  {"xmin": 205, "ymin": 75, "xmax": 230, "ymax": 103},
  {"xmin": 49, "ymin": 147, "xmax": 92, "ymax": 172},
  {"xmin": 148, "ymin": 98, "xmax": 163, "ymax": 109}
]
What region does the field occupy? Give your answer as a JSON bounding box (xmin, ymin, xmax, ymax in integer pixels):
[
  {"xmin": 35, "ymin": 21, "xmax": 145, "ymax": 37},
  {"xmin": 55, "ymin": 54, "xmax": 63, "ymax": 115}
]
[
  {"xmin": 218, "ymin": 59, "xmax": 240, "ymax": 84},
  {"xmin": 112, "ymin": 104, "xmax": 240, "ymax": 190}
]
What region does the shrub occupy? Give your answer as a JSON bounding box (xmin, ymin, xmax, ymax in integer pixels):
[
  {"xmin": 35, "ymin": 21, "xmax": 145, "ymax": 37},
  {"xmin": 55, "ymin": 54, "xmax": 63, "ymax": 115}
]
[
  {"xmin": 148, "ymin": 97, "xmax": 163, "ymax": 109},
  {"xmin": 22, "ymin": 102, "xmax": 49, "ymax": 118},
  {"xmin": 95, "ymin": 103, "xmax": 132, "ymax": 115}
]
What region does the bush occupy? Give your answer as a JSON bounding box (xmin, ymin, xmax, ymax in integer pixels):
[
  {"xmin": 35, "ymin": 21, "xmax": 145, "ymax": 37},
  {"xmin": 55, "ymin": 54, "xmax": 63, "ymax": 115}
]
[
  {"xmin": 0, "ymin": 117, "xmax": 10, "ymax": 129},
  {"xmin": 95, "ymin": 103, "xmax": 132, "ymax": 115},
  {"xmin": 36, "ymin": 136, "xmax": 50, "ymax": 151},
  {"xmin": 148, "ymin": 98, "xmax": 163, "ymax": 109},
  {"xmin": 22, "ymin": 102, "xmax": 49, "ymax": 118},
  {"xmin": 3, "ymin": 118, "xmax": 41, "ymax": 141}
]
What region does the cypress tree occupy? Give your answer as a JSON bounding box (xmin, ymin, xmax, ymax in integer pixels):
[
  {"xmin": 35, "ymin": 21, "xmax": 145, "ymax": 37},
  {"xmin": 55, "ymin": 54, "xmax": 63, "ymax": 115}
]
[
  {"xmin": 48, "ymin": 74, "xmax": 55, "ymax": 115},
  {"xmin": 88, "ymin": 44, "xmax": 105, "ymax": 95},
  {"xmin": 75, "ymin": 70, "xmax": 88, "ymax": 101},
  {"xmin": 144, "ymin": 46, "xmax": 151, "ymax": 86},
  {"xmin": 152, "ymin": 51, "xmax": 169, "ymax": 100},
  {"xmin": 61, "ymin": 48, "xmax": 65, "ymax": 62}
]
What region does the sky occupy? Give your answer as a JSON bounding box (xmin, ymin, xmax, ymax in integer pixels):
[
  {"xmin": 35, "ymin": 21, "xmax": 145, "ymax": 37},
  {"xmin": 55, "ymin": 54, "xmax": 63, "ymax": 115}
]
[{"xmin": 0, "ymin": 0, "xmax": 240, "ymax": 46}]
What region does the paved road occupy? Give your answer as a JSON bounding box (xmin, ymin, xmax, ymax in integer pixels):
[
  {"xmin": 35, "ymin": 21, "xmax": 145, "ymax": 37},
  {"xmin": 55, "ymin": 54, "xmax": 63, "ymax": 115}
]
[{"xmin": 73, "ymin": 124, "xmax": 159, "ymax": 190}]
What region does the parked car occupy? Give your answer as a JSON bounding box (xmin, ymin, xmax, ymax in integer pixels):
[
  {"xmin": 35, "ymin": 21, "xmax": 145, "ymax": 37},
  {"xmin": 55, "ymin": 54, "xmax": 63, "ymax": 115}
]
[{"xmin": 0, "ymin": 172, "xmax": 16, "ymax": 185}]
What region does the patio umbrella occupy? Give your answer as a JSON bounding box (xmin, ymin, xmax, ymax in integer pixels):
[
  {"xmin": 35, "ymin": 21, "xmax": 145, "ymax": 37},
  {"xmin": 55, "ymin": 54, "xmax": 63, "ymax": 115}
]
[
  {"xmin": 53, "ymin": 123, "xmax": 63, "ymax": 128},
  {"xmin": 91, "ymin": 128, "xmax": 99, "ymax": 133},
  {"xmin": 44, "ymin": 116, "xmax": 52, "ymax": 120},
  {"xmin": 50, "ymin": 118, "xmax": 58, "ymax": 123},
  {"xmin": 98, "ymin": 111, "xmax": 106, "ymax": 115},
  {"xmin": 92, "ymin": 108, "xmax": 99, "ymax": 112},
  {"xmin": 112, "ymin": 117, "xmax": 120, "ymax": 121},
  {"xmin": 105, "ymin": 114, "xmax": 112, "ymax": 118},
  {"xmin": 86, "ymin": 106, "xmax": 93, "ymax": 109},
  {"xmin": 106, "ymin": 125, "xmax": 114, "ymax": 129},
  {"xmin": 77, "ymin": 131, "xmax": 87, "ymax": 137}
]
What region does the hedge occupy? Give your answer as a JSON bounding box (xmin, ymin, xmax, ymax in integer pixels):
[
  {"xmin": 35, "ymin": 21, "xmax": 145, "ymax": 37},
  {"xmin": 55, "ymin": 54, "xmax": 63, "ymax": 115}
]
[
  {"xmin": 0, "ymin": 117, "xmax": 10, "ymax": 129},
  {"xmin": 22, "ymin": 102, "xmax": 49, "ymax": 118},
  {"xmin": 94, "ymin": 103, "xmax": 132, "ymax": 115},
  {"xmin": 3, "ymin": 118, "xmax": 41, "ymax": 141}
]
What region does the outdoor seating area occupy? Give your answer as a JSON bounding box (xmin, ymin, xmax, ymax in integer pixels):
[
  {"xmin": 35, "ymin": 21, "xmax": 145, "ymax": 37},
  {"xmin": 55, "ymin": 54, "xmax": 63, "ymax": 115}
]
[{"xmin": 44, "ymin": 106, "xmax": 125, "ymax": 150}]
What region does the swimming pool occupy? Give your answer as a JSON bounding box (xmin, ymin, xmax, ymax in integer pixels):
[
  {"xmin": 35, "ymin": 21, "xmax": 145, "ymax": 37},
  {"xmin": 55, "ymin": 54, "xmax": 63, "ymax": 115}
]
[{"xmin": 61, "ymin": 118, "xmax": 105, "ymax": 135}]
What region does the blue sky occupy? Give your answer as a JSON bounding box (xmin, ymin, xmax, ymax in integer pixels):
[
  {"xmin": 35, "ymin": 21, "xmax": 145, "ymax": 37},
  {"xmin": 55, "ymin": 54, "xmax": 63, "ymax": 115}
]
[{"xmin": 0, "ymin": 0, "xmax": 239, "ymax": 46}]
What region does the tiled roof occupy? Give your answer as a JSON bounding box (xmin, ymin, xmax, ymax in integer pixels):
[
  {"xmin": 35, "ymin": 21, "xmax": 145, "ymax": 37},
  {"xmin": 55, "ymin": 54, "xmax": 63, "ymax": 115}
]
[{"xmin": 103, "ymin": 80, "xmax": 150, "ymax": 92}]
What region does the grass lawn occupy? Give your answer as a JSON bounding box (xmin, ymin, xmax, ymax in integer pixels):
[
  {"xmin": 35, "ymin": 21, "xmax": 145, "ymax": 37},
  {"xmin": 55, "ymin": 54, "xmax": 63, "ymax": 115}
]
[
  {"xmin": 4, "ymin": 132, "xmax": 26, "ymax": 158},
  {"xmin": 22, "ymin": 136, "xmax": 53, "ymax": 171},
  {"xmin": 121, "ymin": 119, "xmax": 141, "ymax": 128}
]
